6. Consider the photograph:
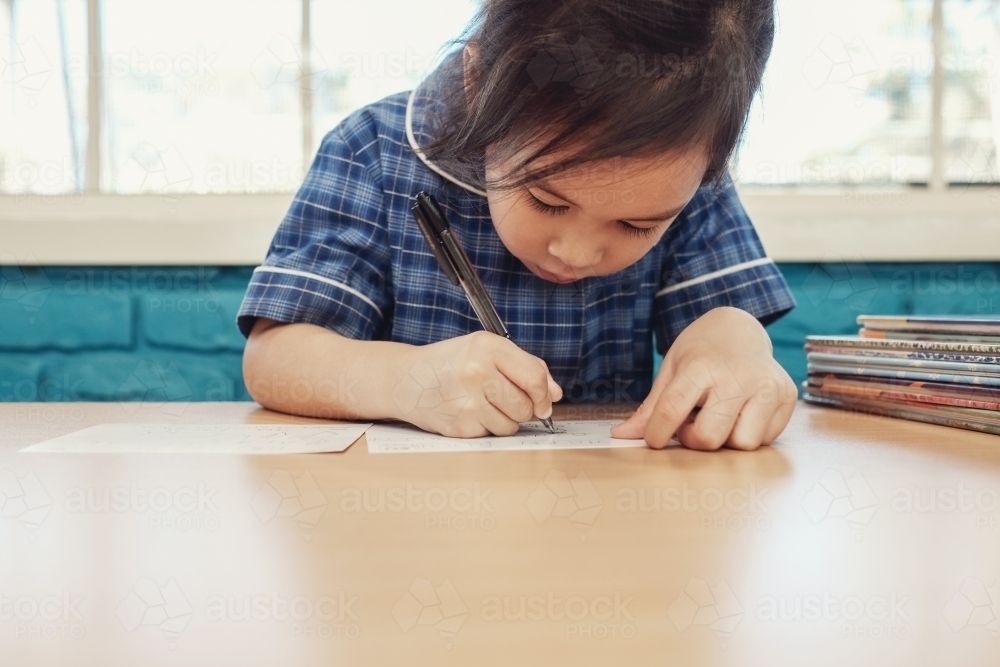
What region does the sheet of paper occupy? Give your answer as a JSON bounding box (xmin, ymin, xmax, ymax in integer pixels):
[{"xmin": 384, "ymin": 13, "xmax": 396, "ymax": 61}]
[
  {"xmin": 21, "ymin": 423, "xmax": 373, "ymax": 454},
  {"xmin": 364, "ymin": 420, "xmax": 646, "ymax": 453}
]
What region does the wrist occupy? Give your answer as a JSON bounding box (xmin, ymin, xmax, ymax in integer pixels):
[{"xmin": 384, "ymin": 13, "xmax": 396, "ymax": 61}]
[
  {"xmin": 372, "ymin": 342, "xmax": 420, "ymax": 422},
  {"xmin": 705, "ymin": 306, "xmax": 772, "ymax": 354}
]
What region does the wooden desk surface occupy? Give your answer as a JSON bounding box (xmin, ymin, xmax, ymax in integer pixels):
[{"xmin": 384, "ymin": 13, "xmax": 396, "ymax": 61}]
[{"xmin": 1, "ymin": 401, "xmax": 998, "ymax": 666}]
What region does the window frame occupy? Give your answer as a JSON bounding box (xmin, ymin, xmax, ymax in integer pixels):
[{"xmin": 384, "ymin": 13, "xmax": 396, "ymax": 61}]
[{"xmin": 4, "ymin": 0, "xmax": 999, "ymax": 265}]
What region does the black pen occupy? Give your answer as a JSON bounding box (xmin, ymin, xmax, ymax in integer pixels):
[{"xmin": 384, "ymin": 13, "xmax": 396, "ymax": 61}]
[{"xmin": 411, "ymin": 191, "xmax": 557, "ymax": 434}]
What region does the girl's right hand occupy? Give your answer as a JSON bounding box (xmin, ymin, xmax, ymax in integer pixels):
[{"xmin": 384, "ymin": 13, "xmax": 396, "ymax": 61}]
[{"xmin": 391, "ymin": 331, "xmax": 563, "ymax": 437}]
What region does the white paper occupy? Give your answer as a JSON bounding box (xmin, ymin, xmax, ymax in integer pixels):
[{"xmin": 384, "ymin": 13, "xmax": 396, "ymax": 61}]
[
  {"xmin": 21, "ymin": 423, "xmax": 373, "ymax": 454},
  {"xmin": 365, "ymin": 420, "xmax": 646, "ymax": 453}
]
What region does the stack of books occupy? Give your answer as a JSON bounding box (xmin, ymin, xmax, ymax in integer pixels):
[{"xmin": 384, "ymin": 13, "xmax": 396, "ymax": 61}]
[{"xmin": 802, "ymin": 316, "xmax": 1000, "ymax": 436}]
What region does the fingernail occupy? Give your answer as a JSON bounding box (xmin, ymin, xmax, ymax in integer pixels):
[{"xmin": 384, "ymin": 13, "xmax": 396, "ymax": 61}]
[{"xmin": 540, "ymin": 406, "xmax": 553, "ymax": 419}]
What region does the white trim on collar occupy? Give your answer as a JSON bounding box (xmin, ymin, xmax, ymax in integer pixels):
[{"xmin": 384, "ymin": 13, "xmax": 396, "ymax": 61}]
[{"xmin": 405, "ymin": 86, "xmax": 488, "ymax": 198}]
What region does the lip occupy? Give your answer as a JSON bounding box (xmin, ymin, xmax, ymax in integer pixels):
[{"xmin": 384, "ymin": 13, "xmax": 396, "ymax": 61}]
[{"xmin": 535, "ymin": 265, "xmax": 578, "ymax": 284}]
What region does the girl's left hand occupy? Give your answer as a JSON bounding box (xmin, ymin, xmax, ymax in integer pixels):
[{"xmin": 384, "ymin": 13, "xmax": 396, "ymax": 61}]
[{"xmin": 610, "ymin": 306, "xmax": 798, "ymax": 450}]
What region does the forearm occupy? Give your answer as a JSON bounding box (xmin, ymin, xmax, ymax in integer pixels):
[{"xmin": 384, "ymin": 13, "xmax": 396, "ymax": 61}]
[{"xmin": 243, "ymin": 319, "xmax": 412, "ymax": 421}]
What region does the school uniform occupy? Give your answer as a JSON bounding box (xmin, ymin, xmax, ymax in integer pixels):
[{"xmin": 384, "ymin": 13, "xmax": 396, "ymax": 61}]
[{"xmin": 236, "ymin": 51, "xmax": 796, "ymax": 404}]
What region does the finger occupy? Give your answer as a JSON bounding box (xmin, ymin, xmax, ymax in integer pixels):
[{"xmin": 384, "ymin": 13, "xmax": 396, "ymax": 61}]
[
  {"xmin": 610, "ymin": 367, "xmax": 674, "ymax": 439},
  {"xmin": 761, "ymin": 394, "xmax": 797, "ymax": 444},
  {"xmin": 477, "ymin": 398, "xmax": 521, "ymax": 437},
  {"xmin": 494, "ymin": 348, "xmax": 558, "ymax": 419},
  {"xmin": 642, "ymin": 374, "xmax": 707, "ymax": 449},
  {"xmin": 609, "ymin": 401, "xmax": 649, "ymax": 439},
  {"xmin": 675, "ymin": 389, "xmax": 747, "ymax": 451},
  {"xmin": 724, "ymin": 394, "xmax": 772, "ymax": 450},
  {"xmin": 482, "ymin": 373, "xmax": 536, "ymax": 424}
]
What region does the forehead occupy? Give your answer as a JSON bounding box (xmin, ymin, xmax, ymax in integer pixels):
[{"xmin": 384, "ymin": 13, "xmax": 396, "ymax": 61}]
[
  {"xmin": 526, "ymin": 145, "xmax": 710, "ymax": 214},
  {"xmin": 542, "ymin": 148, "xmax": 709, "ymax": 190}
]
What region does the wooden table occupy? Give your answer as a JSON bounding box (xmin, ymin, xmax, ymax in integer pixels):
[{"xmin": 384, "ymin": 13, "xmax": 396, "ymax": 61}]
[{"xmin": 1, "ymin": 401, "xmax": 999, "ymax": 666}]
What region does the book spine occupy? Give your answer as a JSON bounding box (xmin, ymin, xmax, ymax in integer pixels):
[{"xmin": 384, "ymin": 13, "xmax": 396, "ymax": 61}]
[
  {"xmin": 806, "ymin": 336, "xmax": 1000, "ymax": 354},
  {"xmin": 804, "ymin": 345, "xmax": 1000, "ymax": 364},
  {"xmin": 807, "ymin": 352, "xmax": 1000, "ymax": 375},
  {"xmin": 806, "ymin": 363, "xmax": 1000, "ymax": 387},
  {"xmin": 803, "ymin": 392, "xmax": 1000, "ymax": 436},
  {"xmin": 808, "ymin": 372, "xmax": 1000, "ymax": 399},
  {"xmin": 860, "ymin": 329, "xmax": 1000, "ymax": 344},
  {"xmin": 808, "ymin": 382, "xmax": 1000, "ymax": 410}
]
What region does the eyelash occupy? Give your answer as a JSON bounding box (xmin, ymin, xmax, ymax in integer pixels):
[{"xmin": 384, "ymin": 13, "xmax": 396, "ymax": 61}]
[
  {"xmin": 525, "ymin": 191, "xmax": 569, "ymax": 216},
  {"xmin": 525, "ymin": 191, "xmax": 659, "ymax": 239}
]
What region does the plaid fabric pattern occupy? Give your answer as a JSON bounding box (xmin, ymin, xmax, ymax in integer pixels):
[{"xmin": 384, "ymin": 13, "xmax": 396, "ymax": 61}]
[{"xmin": 237, "ymin": 53, "xmax": 796, "ymax": 404}]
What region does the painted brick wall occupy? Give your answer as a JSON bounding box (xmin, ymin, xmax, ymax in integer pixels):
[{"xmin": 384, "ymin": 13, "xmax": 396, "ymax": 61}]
[
  {"xmin": 0, "ymin": 267, "xmax": 253, "ymax": 404},
  {"xmin": 2, "ymin": 263, "xmax": 998, "ymax": 404}
]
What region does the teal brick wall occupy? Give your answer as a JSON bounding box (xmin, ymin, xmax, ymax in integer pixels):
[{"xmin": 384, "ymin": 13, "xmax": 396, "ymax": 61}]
[
  {"xmin": 2, "ymin": 262, "xmax": 998, "ymax": 403},
  {"xmin": 0, "ymin": 267, "xmax": 253, "ymax": 403}
]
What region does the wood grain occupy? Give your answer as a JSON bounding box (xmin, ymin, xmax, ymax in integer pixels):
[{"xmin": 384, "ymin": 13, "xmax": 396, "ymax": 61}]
[{"xmin": 1, "ymin": 401, "xmax": 998, "ymax": 666}]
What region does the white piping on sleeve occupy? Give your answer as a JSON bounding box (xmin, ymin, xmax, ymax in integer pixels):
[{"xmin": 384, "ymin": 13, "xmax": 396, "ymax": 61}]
[
  {"xmin": 252, "ymin": 266, "xmax": 384, "ymax": 318},
  {"xmin": 654, "ymin": 257, "xmax": 776, "ymax": 297}
]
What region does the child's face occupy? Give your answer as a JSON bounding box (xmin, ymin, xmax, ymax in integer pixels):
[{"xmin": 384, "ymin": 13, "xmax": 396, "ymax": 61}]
[{"xmin": 484, "ymin": 145, "xmax": 709, "ymax": 283}]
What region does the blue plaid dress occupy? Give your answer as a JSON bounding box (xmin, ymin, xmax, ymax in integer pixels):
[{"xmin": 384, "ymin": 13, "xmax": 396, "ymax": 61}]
[{"xmin": 237, "ymin": 53, "xmax": 796, "ymax": 404}]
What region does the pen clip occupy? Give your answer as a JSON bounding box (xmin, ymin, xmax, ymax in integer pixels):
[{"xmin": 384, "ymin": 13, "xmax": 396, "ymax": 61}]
[{"xmin": 412, "ymin": 196, "xmax": 460, "ymax": 286}]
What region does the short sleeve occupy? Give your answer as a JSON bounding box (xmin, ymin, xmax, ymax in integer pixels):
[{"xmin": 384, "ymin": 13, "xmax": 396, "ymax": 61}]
[
  {"xmin": 652, "ymin": 177, "xmax": 796, "ymax": 354},
  {"xmin": 236, "ymin": 110, "xmax": 393, "ymax": 340}
]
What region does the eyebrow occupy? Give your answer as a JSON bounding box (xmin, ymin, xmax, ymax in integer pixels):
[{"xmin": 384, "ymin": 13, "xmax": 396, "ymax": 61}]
[{"xmin": 533, "ymin": 183, "xmax": 685, "ymax": 223}]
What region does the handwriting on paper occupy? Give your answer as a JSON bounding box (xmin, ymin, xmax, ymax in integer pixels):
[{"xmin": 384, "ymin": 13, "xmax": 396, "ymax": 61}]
[{"xmin": 364, "ymin": 420, "xmax": 645, "ymax": 454}]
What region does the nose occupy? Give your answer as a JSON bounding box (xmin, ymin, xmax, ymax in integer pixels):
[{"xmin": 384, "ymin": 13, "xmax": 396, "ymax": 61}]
[{"xmin": 547, "ymin": 235, "xmax": 603, "ymax": 274}]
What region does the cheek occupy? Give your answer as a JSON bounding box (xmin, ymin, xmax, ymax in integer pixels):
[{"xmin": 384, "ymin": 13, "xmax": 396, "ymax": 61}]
[
  {"xmin": 488, "ymin": 202, "xmax": 548, "ymax": 256},
  {"xmin": 602, "ymin": 234, "xmax": 662, "ymax": 271}
]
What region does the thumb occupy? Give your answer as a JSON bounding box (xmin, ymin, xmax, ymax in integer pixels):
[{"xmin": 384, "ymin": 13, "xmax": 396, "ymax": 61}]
[{"xmin": 548, "ymin": 375, "xmax": 563, "ymax": 403}]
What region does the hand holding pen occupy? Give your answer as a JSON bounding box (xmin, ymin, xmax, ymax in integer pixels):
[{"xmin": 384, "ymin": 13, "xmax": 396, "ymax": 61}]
[{"xmin": 411, "ymin": 191, "xmax": 561, "ymax": 435}]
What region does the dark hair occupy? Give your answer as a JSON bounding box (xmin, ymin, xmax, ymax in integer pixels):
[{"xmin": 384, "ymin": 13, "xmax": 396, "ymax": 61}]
[{"xmin": 421, "ymin": 0, "xmax": 775, "ymax": 192}]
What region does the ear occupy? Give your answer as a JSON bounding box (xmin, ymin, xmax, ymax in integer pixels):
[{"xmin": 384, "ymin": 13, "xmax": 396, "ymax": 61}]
[{"xmin": 462, "ymin": 42, "xmax": 480, "ymax": 107}]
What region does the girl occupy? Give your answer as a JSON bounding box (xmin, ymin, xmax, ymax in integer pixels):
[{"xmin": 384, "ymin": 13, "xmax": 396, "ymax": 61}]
[{"xmin": 237, "ymin": 0, "xmax": 799, "ymax": 450}]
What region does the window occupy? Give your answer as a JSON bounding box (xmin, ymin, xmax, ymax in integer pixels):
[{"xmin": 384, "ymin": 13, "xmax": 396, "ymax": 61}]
[
  {"xmin": 1, "ymin": 0, "xmax": 996, "ymax": 215},
  {"xmin": 1, "ymin": 0, "xmax": 478, "ymax": 195},
  {"xmin": 737, "ymin": 0, "xmax": 999, "ymax": 186},
  {"xmin": 1, "ymin": 0, "xmax": 88, "ymax": 194}
]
